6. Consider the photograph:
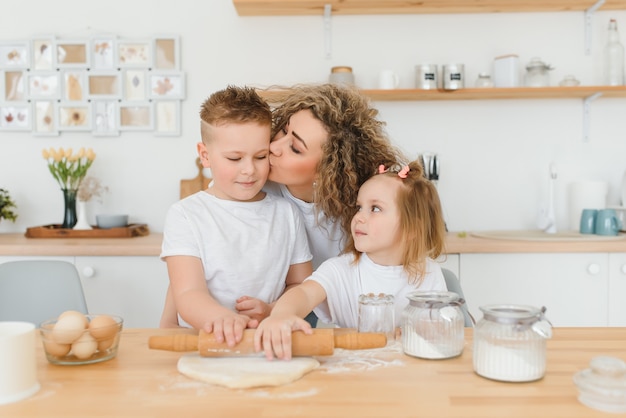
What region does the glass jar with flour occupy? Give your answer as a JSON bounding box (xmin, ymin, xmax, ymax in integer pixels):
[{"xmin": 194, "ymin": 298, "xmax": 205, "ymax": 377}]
[
  {"xmin": 401, "ymin": 291, "xmax": 465, "ymax": 359},
  {"xmin": 473, "ymin": 304, "xmax": 552, "ymax": 382}
]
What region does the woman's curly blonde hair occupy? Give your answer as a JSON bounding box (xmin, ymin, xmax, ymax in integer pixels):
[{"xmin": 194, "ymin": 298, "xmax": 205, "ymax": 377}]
[{"xmin": 270, "ymin": 84, "xmax": 406, "ymax": 238}]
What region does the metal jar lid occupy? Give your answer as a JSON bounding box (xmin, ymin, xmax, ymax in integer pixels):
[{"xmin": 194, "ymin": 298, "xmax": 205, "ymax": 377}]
[
  {"xmin": 406, "ymin": 290, "xmax": 463, "ymax": 309},
  {"xmin": 525, "ymin": 57, "xmax": 554, "ymax": 72},
  {"xmin": 479, "ymin": 304, "xmax": 552, "ymax": 337}
]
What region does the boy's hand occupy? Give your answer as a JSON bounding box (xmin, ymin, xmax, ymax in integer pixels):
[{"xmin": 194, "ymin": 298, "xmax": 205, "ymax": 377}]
[
  {"xmin": 235, "ymin": 296, "xmax": 271, "ymax": 324},
  {"xmin": 253, "ymin": 316, "xmax": 312, "ymax": 361},
  {"xmin": 203, "ymin": 313, "xmax": 256, "ymax": 347}
]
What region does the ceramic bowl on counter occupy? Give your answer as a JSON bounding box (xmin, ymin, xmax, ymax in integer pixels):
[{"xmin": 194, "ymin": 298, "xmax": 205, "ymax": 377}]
[
  {"xmin": 40, "ymin": 312, "xmax": 123, "ymax": 365},
  {"xmin": 96, "ymin": 214, "xmax": 129, "ymax": 229}
]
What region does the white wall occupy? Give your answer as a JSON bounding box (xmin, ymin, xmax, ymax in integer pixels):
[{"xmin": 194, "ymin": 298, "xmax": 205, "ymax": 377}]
[{"xmin": 1, "ymin": 0, "xmax": 625, "ymax": 234}]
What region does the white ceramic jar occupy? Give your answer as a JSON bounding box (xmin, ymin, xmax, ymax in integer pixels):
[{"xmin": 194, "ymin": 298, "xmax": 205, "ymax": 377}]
[
  {"xmin": 473, "ymin": 304, "xmax": 552, "ymax": 382},
  {"xmin": 401, "ymin": 291, "xmax": 465, "ymax": 359}
]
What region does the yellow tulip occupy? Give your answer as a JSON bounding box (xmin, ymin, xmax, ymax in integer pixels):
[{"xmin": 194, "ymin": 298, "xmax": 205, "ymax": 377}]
[
  {"xmin": 77, "ymin": 148, "xmax": 85, "ymax": 158},
  {"xmin": 64, "ymin": 148, "xmax": 73, "ymax": 159},
  {"xmin": 42, "ymin": 149, "xmax": 49, "ymax": 159},
  {"xmin": 86, "ymin": 149, "xmax": 96, "ymax": 161}
]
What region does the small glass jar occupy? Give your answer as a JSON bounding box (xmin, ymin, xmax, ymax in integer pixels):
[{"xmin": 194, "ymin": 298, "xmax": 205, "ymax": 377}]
[
  {"xmin": 358, "ymin": 293, "xmax": 395, "ymax": 342},
  {"xmin": 401, "ymin": 291, "xmax": 465, "ymax": 359},
  {"xmin": 475, "ymin": 73, "xmax": 495, "ymax": 88},
  {"xmin": 473, "ymin": 304, "xmax": 552, "ymax": 382}
]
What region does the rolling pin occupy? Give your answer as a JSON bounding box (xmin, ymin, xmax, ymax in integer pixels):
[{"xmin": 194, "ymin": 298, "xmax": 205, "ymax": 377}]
[{"xmin": 148, "ymin": 328, "xmax": 387, "ymax": 357}]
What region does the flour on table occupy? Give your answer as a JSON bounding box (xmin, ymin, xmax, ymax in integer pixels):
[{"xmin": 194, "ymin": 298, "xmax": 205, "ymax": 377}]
[{"xmin": 177, "ymin": 354, "xmax": 320, "ymax": 389}]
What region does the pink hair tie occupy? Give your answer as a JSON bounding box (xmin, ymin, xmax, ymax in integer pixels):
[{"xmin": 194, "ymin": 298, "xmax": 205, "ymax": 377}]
[
  {"xmin": 398, "ymin": 166, "xmax": 410, "ymax": 179},
  {"xmin": 378, "ymin": 164, "xmax": 388, "ymax": 174}
]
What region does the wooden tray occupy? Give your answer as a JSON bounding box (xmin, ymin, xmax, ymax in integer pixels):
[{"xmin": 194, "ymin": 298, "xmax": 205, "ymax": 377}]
[{"xmin": 25, "ymin": 224, "xmax": 150, "ymax": 238}]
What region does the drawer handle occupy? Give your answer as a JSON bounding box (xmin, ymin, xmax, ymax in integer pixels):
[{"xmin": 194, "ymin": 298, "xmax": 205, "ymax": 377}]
[
  {"xmin": 587, "ymin": 263, "xmax": 600, "ymax": 275},
  {"xmin": 82, "ymin": 266, "xmax": 95, "ymax": 278}
]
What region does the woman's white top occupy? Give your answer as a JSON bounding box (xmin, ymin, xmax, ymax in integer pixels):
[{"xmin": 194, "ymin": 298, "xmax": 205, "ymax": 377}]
[{"xmin": 264, "ymin": 181, "xmax": 344, "ymax": 269}]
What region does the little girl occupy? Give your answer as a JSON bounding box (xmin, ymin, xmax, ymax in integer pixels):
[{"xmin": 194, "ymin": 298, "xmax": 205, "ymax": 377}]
[{"xmin": 254, "ymin": 159, "xmax": 448, "ymax": 360}]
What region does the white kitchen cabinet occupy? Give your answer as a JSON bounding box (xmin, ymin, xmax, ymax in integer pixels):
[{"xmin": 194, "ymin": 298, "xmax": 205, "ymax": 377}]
[
  {"xmin": 74, "ymin": 256, "xmax": 169, "ymax": 328},
  {"xmin": 609, "ymin": 253, "xmax": 626, "ymax": 326},
  {"xmin": 460, "ymin": 253, "xmax": 610, "ymax": 327}
]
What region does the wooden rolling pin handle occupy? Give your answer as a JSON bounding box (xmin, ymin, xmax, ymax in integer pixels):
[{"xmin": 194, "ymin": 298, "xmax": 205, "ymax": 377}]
[
  {"xmin": 148, "ymin": 334, "xmax": 199, "ymax": 352},
  {"xmin": 334, "ymin": 332, "xmax": 387, "ymax": 350}
]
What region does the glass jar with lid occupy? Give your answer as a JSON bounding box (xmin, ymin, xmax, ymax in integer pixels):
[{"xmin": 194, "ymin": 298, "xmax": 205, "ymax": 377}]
[
  {"xmin": 401, "ymin": 291, "xmax": 465, "ymax": 359},
  {"xmin": 473, "ymin": 304, "xmax": 552, "ymax": 382},
  {"xmin": 329, "ymin": 66, "xmax": 355, "ymax": 86},
  {"xmin": 475, "ymin": 73, "xmax": 495, "ymax": 88},
  {"xmin": 524, "ymin": 57, "xmax": 554, "ymax": 87}
]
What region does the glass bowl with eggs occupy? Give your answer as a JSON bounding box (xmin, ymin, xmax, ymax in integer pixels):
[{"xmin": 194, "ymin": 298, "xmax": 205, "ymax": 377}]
[{"xmin": 40, "ymin": 311, "xmax": 123, "ymax": 365}]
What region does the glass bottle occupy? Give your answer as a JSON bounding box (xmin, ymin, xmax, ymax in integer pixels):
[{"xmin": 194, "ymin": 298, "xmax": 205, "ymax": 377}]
[{"xmin": 605, "ymin": 19, "xmax": 625, "ymax": 86}]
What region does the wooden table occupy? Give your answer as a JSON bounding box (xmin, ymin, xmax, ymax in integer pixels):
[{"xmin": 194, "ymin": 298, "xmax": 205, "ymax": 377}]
[{"xmin": 2, "ymin": 328, "xmax": 624, "ymax": 417}]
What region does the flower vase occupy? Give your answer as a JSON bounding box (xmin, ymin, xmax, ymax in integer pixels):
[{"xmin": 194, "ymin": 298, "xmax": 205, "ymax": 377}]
[
  {"xmin": 73, "ymin": 200, "xmax": 92, "ymax": 230},
  {"xmin": 61, "ymin": 188, "xmax": 78, "ymax": 229}
]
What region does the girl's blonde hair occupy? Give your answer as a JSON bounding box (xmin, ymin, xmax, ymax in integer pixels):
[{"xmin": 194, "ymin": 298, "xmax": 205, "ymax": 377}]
[
  {"xmin": 269, "ymin": 83, "xmax": 406, "ymax": 238},
  {"xmin": 346, "ymin": 160, "xmax": 447, "ymax": 284}
]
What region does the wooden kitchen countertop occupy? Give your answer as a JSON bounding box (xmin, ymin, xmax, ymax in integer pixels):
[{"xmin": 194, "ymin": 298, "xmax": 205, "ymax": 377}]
[
  {"xmin": 1, "ymin": 327, "xmax": 624, "ymax": 418},
  {"xmin": 1, "ymin": 231, "xmax": 625, "ymax": 257}
]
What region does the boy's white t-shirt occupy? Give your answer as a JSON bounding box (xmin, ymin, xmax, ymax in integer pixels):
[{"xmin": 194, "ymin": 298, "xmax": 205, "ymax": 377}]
[
  {"xmin": 307, "ymin": 253, "xmax": 446, "ymax": 328},
  {"xmin": 264, "ymin": 181, "xmax": 344, "ymax": 269},
  {"xmin": 160, "ymin": 191, "xmax": 312, "ymax": 313}
]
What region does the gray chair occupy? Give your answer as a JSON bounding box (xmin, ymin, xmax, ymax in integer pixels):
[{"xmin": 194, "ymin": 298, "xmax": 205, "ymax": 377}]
[
  {"xmin": 442, "ymin": 268, "xmax": 474, "ymax": 327},
  {"xmin": 0, "ymin": 260, "xmax": 88, "ymax": 325}
]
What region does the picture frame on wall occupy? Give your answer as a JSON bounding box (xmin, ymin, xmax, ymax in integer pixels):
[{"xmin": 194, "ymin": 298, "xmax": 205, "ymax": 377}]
[
  {"xmin": 58, "ymin": 103, "xmax": 91, "ymax": 131},
  {"xmin": 92, "ymin": 100, "xmax": 119, "ymax": 136},
  {"xmin": 56, "ymin": 40, "xmax": 90, "ymax": 68},
  {"xmin": 119, "ymin": 102, "xmax": 153, "ymax": 131},
  {"xmin": 0, "ymin": 103, "xmax": 31, "ymax": 131},
  {"xmin": 117, "ymin": 40, "xmax": 151, "ymax": 68},
  {"xmin": 32, "ymin": 100, "xmax": 59, "ymax": 136},
  {"xmin": 91, "ymin": 36, "xmax": 116, "ymax": 70},
  {"xmin": 122, "ymin": 69, "xmax": 146, "ymax": 101},
  {"xmin": 86, "ymin": 72, "xmax": 121, "ymax": 99},
  {"xmin": 31, "ymin": 37, "xmax": 55, "ymax": 70},
  {"xmin": 0, "ymin": 41, "xmax": 30, "ymax": 68},
  {"xmin": 3, "ymin": 70, "xmax": 26, "ymax": 101},
  {"xmin": 153, "ymin": 35, "xmax": 180, "ymax": 70},
  {"xmin": 27, "ymin": 72, "xmax": 60, "ymax": 99},
  {"xmin": 148, "ymin": 72, "xmax": 185, "ymax": 99},
  {"xmin": 154, "ymin": 101, "xmax": 180, "ymax": 136},
  {"xmin": 62, "ymin": 70, "xmax": 86, "ymax": 102}
]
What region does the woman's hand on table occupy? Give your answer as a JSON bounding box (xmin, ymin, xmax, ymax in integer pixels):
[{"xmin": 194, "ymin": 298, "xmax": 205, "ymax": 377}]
[
  {"xmin": 254, "ymin": 316, "xmax": 312, "ymax": 360},
  {"xmin": 235, "ymin": 296, "xmax": 271, "ymax": 324}
]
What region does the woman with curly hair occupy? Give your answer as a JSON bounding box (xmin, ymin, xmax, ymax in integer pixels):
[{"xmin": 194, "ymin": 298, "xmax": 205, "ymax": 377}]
[{"xmin": 265, "ymin": 83, "xmax": 406, "ymax": 268}]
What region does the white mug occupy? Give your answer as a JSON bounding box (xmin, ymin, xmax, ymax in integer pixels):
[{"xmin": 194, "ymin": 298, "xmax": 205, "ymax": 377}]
[
  {"xmin": 0, "ymin": 322, "xmax": 40, "ymax": 405},
  {"xmin": 378, "ymin": 70, "xmax": 399, "ymax": 89}
]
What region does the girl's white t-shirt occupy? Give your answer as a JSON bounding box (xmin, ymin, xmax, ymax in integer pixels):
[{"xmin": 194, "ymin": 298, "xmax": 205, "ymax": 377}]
[{"xmin": 307, "ymin": 253, "xmax": 446, "ymax": 328}]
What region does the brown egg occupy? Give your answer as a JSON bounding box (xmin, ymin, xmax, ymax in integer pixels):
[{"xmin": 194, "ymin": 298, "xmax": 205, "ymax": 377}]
[
  {"xmin": 44, "ymin": 339, "xmax": 71, "ymax": 357},
  {"xmin": 88, "ymin": 315, "xmax": 118, "ymax": 340},
  {"xmin": 71, "ymin": 333, "xmax": 97, "ymax": 360},
  {"xmin": 53, "ymin": 311, "xmax": 88, "ymax": 344},
  {"xmin": 97, "ymin": 337, "xmax": 115, "ymax": 351}
]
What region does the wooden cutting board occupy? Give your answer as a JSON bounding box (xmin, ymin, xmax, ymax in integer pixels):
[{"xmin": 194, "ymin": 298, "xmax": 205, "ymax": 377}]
[{"xmin": 180, "ymin": 158, "xmax": 211, "ymax": 199}]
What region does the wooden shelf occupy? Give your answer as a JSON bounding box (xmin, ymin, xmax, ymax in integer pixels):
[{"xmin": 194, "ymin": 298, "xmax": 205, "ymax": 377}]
[
  {"xmin": 233, "ymin": 0, "xmax": 626, "ymax": 16},
  {"xmin": 258, "ymin": 86, "xmax": 626, "ymax": 102}
]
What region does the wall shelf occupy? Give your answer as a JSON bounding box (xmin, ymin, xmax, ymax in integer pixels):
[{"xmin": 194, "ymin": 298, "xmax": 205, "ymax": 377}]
[
  {"xmin": 258, "ymin": 86, "xmax": 626, "ymax": 102},
  {"xmin": 233, "ymin": 0, "xmax": 626, "ymax": 16}
]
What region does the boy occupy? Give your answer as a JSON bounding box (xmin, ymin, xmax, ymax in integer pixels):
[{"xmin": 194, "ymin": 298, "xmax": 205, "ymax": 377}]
[{"xmin": 160, "ymin": 86, "xmax": 312, "ymax": 346}]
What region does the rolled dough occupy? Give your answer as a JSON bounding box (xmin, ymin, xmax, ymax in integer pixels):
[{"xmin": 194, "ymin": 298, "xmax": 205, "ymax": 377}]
[{"xmin": 177, "ymin": 354, "xmax": 320, "ymax": 389}]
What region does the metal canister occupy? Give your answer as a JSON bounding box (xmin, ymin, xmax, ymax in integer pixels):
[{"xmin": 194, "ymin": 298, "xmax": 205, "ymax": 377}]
[
  {"xmin": 473, "ymin": 304, "xmax": 552, "ymax": 382},
  {"xmin": 442, "ymin": 64, "xmax": 464, "ymax": 90},
  {"xmin": 401, "ymin": 291, "xmax": 465, "ymax": 359},
  {"xmin": 415, "ymin": 64, "xmax": 439, "ymax": 89}
]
